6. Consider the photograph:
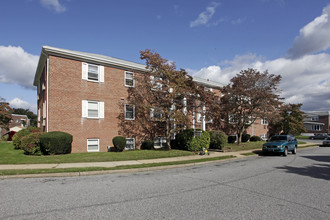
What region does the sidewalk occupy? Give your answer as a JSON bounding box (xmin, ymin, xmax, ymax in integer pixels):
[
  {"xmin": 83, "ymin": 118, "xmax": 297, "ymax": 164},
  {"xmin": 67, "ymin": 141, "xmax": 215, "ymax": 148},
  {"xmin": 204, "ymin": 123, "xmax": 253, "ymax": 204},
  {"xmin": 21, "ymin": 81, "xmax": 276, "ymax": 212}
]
[
  {"xmin": 0, "ymin": 144, "xmax": 316, "ymax": 171},
  {"xmin": 0, "ymin": 150, "xmax": 252, "ymax": 170}
]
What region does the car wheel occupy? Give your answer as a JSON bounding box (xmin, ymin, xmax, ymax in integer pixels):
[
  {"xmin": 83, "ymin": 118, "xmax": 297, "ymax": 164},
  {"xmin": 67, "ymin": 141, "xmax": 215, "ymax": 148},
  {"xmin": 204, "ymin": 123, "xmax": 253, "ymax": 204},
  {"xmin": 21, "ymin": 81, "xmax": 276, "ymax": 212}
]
[
  {"xmin": 283, "ymin": 148, "xmax": 288, "ymax": 156},
  {"xmin": 311, "ymin": 137, "xmax": 314, "ymax": 140},
  {"xmin": 292, "ymin": 147, "xmax": 297, "ymax": 154}
]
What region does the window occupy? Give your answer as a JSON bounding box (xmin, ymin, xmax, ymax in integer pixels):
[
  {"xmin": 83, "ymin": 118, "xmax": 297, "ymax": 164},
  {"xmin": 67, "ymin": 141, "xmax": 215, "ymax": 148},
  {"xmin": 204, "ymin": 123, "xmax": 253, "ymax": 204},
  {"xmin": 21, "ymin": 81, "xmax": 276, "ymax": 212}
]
[
  {"xmin": 261, "ymin": 134, "xmax": 267, "ymax": 140},
  {"xmin": 88, "ymin": 101, "xmax": 99, "ymax": 118},
  {"xmin": 150, "ymin": 108, "xmax": 162, "ymax": 121},
  {"xmin": 82, "ymin": 63, "xmax": 104, "ymax": 82},
  {"xmin": 82, "ymin": 100, "xmax": 104, "ymax": 119},
  {"xmin": 125, "ymin": 71, "xmax": 134, "ymax": 87},
  {"xmin": 154, "ymin": 137, "xmax": 167, "ymax": 148},
  {"xmin": 261, "ymin": 118, "xmax": 268, "ymax": 125},
  {"xmin": 126, "ymin": 138, "xmax": 135, "ymax": 150},
  {"xmin": 197, "ymin": 113, "xmax": 202, "ymax": 122},
  {"xmin": 150, "ymin": 76, "xmax": 163, "ymax": 90},
  {"xmin": 229, "ymin": 115, "xmax": 238, "ymax": 124},
  {"xmin": 88, "ymin": 64, "xmax": 99, "ymax": 81},
  {"xmin": 87, "ymin": 139, "xmax": 99, "ymax": 152},
  {"xmin": 125, "ymin": 104, "xmax": 135, "ymax": 120},
  {"xmin": 311, "ymin": 116, "xmax": 319, "ymax": 121},
  {"xmin": 312, "ymin": 125, "xmax": 322, "ymax": 131}
]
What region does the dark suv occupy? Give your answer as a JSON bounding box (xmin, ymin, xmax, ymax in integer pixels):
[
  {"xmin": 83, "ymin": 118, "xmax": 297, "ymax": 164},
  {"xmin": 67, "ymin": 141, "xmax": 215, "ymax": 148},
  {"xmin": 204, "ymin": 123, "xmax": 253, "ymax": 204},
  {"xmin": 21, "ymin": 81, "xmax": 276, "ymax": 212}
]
[{"xmin": 309, "ymin": 134, "xmax": 329, "ymax": 140}]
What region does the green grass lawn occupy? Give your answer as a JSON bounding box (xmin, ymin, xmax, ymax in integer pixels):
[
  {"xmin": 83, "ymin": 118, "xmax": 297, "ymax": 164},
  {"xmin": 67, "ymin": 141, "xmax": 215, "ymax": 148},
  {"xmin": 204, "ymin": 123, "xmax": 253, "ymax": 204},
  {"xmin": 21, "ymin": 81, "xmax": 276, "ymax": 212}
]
[
  {"xmin": 0, "ymin": 141, "xmax": 195, "ymax": 164},
  {"xmin": 222, "ymin": 141, "xmax": 265, "ymax": 151},
  {"xmin": 295, "ymin": 135, "xmax": 310, "ymax": 139}
]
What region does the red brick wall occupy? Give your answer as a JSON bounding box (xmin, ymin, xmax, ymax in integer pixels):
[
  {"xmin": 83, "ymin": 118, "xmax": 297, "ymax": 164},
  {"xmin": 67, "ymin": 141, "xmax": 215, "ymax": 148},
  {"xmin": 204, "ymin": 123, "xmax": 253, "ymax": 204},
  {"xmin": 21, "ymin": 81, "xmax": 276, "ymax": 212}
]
[{"xmin": 47, "ymin": 55, "xmax": 140, "ymax": 152}]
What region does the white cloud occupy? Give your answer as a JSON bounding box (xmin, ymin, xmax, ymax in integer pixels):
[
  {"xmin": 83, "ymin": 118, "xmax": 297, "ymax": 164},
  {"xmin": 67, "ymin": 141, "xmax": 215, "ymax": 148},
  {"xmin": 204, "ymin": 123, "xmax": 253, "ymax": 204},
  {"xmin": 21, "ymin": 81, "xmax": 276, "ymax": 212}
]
[
  {"xmin": 0, "ymin": 45, "xmax": 39, "ymax": 90},
  {"xmin": 190, "ymin": 2, "xmax": 220, "ymax": 28},
  {"xmin": 191, "ymin": 4, "xmax": 330, "ymax": 112},
  {"xmin": 40, "ymin": 0, "xmax": 66, "ymax": 13},
  {"xmin": 191, "ymin": 53, "xmax": 330, "ymax": 111},
  {"xmin": 9, "ymin": 98, "xmax": 37, "ymax": 113},
  {"xmin": 287, "ymin": 4, "xmax": 330, "ymax": 58}
]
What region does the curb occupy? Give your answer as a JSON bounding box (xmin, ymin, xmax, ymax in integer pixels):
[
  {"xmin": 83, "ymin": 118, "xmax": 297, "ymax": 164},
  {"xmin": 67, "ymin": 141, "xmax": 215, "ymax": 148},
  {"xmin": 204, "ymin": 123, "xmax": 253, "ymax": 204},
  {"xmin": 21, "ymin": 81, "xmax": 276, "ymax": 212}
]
[{"xmin": 0, "ymin": 156, "xmax": 242, "ymax": 179}]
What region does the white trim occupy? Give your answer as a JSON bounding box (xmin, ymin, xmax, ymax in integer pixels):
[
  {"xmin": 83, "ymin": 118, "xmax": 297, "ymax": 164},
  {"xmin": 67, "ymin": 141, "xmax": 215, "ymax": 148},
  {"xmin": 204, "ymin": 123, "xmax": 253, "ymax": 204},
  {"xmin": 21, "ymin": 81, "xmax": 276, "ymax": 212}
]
[
  {"xmin": 125, "ymin": 71, "xmax": 134, "ymax": 87},
  {"xmin": 87, "ymin": 100, "xmax": 99, "ymax": 119},
  {"xmin": 87, "ymin": 138, "xmax": 99, "ymax": 152},
  {"xmin": 46, "ymin": 56, "xmax": 49, "ymax": 132},
  {"xmin": 99, "ymin": 101, "xmax": 104, "ymax": 119},
  {"xmin": 125, "ymin": 104, "xmax": 135, "ymax": 120},
  {"xmin": 125, "ymin": 138, "xmax": 135, "ymax": 150}
]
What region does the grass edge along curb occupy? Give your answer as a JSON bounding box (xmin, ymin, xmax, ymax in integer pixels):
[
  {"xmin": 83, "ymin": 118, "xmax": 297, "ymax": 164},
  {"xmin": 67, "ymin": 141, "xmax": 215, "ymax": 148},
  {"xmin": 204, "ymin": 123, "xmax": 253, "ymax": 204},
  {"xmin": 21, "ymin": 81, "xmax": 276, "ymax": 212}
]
[{"xmin": 0, "ymin": 155, "xmax": 236, "ymax": 177}]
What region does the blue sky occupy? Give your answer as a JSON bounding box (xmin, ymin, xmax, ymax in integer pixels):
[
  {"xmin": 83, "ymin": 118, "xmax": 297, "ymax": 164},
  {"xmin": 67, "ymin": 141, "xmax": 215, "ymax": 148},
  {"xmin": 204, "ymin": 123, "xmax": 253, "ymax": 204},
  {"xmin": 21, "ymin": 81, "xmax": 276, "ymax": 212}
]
[{"xmin": 1, "ymin": 0, "xmax": 330, "ymax": 113}]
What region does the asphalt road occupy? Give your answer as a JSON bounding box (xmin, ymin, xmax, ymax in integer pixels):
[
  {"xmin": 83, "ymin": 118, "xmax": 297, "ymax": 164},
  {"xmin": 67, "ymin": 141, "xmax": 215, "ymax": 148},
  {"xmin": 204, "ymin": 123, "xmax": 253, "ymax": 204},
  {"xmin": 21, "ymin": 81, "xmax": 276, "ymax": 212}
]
[{"xmin": 1, "ymin": 147, "xmax": 330, "ymax": 220}]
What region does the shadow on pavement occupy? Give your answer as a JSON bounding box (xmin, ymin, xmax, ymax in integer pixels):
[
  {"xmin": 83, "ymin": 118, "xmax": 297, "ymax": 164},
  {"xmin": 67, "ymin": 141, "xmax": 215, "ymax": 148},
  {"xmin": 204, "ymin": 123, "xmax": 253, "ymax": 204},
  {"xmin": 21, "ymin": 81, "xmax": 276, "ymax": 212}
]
[
  {"xmin": 276, "ymin": 163, "xmax": 330, "ymax": 181},
  {"xmin": 276, "ymin": 156, "xmax": 330, "ymax": 181}
]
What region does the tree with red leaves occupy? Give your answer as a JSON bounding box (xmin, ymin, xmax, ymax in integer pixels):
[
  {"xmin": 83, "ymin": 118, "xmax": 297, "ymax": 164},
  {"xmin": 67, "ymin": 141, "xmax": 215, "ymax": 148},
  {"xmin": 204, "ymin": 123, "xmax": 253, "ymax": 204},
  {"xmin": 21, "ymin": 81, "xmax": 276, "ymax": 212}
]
[{"xmin": 220, "ymin": 68, "xmax": 282, "ymax": 144}]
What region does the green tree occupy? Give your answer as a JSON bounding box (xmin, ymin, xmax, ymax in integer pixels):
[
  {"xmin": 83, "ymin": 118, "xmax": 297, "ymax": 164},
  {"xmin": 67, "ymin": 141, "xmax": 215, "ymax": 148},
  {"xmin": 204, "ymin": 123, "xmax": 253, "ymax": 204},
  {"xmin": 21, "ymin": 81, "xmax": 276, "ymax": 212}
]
[
  {"xmin": 12, "ymin": 108, "xmax": 37, "ymax": 127},
  {"xmin": 0, "ymin": 97, "xmax": 13, "ymax": 131},
  {"xmin": 220, "ymin": 68, "xmax": 282, "ymax": 144},
  {"xmin": 270, "ymin": 103, "xmax": 306, "ymax": 135}
]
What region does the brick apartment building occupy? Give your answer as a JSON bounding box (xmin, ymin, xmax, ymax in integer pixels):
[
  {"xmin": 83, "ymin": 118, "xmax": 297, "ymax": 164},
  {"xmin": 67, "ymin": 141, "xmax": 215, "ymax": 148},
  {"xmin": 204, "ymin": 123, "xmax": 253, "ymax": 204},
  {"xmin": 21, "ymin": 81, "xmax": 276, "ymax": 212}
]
[
  {"xmin": 303, "ymin": 111, "xmax": 330, "ymax": 134},
  {"xmin": 33, "ymin": 46, "xmax": 269, "ymax": 152}
]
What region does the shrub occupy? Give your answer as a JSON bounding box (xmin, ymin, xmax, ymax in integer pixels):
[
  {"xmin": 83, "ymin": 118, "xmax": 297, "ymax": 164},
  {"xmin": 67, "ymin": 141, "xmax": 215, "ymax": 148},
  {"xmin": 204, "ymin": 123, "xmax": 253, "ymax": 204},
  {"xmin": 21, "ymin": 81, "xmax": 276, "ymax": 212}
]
[
  {"xmin": 39, "ymin": 131, "xmax": 73, "ymax": 155},
  {"xmin": 250, "ymin": 135, "xmax": 262, "ymax": 142},
  {"xmin": 241, "ymin": 134, "xmax": 251, "ymax": 143},
  {"xmin": 209, "ymin": 130, "xmax": 227, "ymax": 150},
  {"xmin": 21, "ymin": 132, "xmax": 42, "ymax": 155},
  {"xmin": 141, "ymin": 140, "xmax": 154, "ymax": 150},
  {"xmin": 175, "ymin": 129, "xmax": 195, "ymax": 150},
  {"xmin": 27, "ymin": 126, "xmax": 41, "ymax": 133},
  {"xmin": 170, "ymin": 139, "xmax": 178, "ymax": 149},
  {"xmin": 112, "ymin": 136, "xmax": 126, "ymax": 152},
  {"xmin": 175, "ymin": 129, "xmax": 210, "ymax": 151},
  {"xmin": 1, "ymin": 134, "xmax": 8, "ymax": 141},
  {"xmin": 12, "ymin": 129, "xmax": 31, "ymax": 149},
  {"xmin": 228, "ymin": 135, "xmax": 237, "ymax": 143},
  {"xmin": 188, "ymin": 131, "xmax": 210, "ymax": 152}
]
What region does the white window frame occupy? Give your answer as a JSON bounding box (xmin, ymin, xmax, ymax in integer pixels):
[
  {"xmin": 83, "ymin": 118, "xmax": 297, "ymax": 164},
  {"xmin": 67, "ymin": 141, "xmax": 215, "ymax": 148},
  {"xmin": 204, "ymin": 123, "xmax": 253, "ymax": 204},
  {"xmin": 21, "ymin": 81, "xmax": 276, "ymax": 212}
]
[
  {"xmin": 154, "ymin": 137, "xmax": 167, "ymax": 148},
  {"xmin": 82, "ymin": 63, "xmax": 104, "ymax": 83},
  {"xmin": 311, "ymin": 116, "xmax": 319, "ymax": 121},
  {"xmin": 197, "ymin": 113, "xmax": 202, "ymax": 123},
  {"xmin": 150, "ymin": 108, "xmax": 162, "ymax": 121},
  {"xmin": 125, "ymin": 138, "xmax": 135, "ymax": 150},
  {"xmin": 261, "ymin": 134, "xmax": 267, "ymax": 140},
  {"xmin": 312, "ymin": 125, "xmax": 322, "ymax": 131},
  {"xmin": 82, "ymin": 100, "xmax": 104, "ymax": 119},
  {"xmin": 150, "ymin": 76, "xmax": 163, "ymax": 90},
  {"xmin": 261, "ymin": 118, "xmax": 268, "ymax": 125},
  {"xmin": 87, "ymin": 138, "xmax": 99, "ymax": 152},
  {"xmin": 125, "ymin": 104, "xmax": 135, "ymax": 120},
  {"xmin": 125, "ymin": 71, "xmax": 134, "ymax": 87}
]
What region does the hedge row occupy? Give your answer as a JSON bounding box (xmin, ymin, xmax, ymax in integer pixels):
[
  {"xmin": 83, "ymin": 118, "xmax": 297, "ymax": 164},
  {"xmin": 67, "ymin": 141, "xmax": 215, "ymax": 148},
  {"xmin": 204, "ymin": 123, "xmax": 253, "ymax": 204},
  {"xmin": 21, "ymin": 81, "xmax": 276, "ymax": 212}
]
[{"xmin": 12, "ymin": 128, "xmax": 72, "ymax": 155}]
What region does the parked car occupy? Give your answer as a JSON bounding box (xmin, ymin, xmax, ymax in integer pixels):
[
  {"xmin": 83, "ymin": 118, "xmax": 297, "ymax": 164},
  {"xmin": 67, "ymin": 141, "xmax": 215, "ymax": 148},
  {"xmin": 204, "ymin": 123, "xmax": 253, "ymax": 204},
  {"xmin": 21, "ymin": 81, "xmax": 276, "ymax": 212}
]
[
  {"xmin": 262, "ymin": 135, "xmax": 298, "ymax": 156},
  {"xmin": 322, "ymin": 137, "xmax": 330, "ymax": 146},
  {"xmin": 309, "ymin": 134, "xmax": 329, "ymax": 140}
]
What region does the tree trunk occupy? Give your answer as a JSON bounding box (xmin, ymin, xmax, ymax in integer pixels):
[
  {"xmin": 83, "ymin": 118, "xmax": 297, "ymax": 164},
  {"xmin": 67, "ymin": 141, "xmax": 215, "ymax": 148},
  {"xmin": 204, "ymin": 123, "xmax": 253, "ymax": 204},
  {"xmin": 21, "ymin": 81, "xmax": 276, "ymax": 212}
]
[
  {"xmin": 237, "ymin": 130, "xmax": 243, "ymax": 145},
  {"xmin": 166, "ymin": 120, "xmax": 171, "ymax": 150}
]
